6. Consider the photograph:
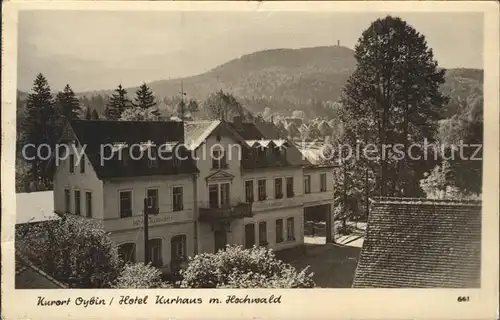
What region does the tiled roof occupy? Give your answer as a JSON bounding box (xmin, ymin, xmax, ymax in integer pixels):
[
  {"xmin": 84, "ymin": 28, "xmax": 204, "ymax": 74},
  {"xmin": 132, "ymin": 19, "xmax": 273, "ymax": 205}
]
[
  {"xmin": 353, "ymin": 197, "xmax": 482, "ymax": 288},
  {"xmin": 67, "ymin": 120, "xmax": 199, "ymax": 179}
]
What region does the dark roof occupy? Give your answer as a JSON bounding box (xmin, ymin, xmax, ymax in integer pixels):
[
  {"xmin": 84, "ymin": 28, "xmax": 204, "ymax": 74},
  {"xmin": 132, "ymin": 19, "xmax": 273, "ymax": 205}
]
[
  {"xmin": 66, "ymin": 120, "xmax": 198, "ymax": 179},
  {"xmin": 353, "ymin": 197, "xmax": 481, "ymax": 288},
  {"xmin": 228, "ymin": 121, "xmax": 311, "ymax": 169},
  {"xmin": 16, "ymin": 252, "xmax": 67, "ymax": 289}
]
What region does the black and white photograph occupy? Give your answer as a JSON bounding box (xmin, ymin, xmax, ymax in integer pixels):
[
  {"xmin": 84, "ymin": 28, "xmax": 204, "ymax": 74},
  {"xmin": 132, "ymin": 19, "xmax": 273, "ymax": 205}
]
[{"xmin": 2, "ymin": 1, "xmax": 499, "ymax": 319}]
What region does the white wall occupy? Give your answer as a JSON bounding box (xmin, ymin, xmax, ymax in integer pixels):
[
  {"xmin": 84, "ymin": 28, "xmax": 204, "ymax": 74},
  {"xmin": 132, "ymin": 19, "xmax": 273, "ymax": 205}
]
[
  {"xmin": 110, "ymin": 222, "xmax": 195, "ymax": 273},
  {"xmin": 231, "ymin": 206, "xmax": 304, "ymax": 251},
  {"xmin": 102, "ymin": 174, "xmax": 195, "ymax": 220},
  {"xmin": 53, "ymin": 142, "xmax": 104, "ymax": 219},
  {"xmin": 194, "ymin": 134, "xmax": 244, "ymax": 205}
]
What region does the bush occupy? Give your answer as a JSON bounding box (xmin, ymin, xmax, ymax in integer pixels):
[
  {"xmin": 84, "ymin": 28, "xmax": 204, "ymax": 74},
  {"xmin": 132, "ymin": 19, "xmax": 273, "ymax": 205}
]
[
  {"xmin": 180, "ymin": 245, "xmax": 315, "ymax": 288},
  {"xmin": 113, "ymin": 263, "xmax": 174, "ymax": 289},
  {"xmin": 16, "ymin": 215, "xmax": 122, "ymax": 288}
]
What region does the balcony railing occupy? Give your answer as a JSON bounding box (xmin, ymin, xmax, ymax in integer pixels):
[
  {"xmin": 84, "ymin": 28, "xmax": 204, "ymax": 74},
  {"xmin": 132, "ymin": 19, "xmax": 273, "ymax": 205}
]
[{"xmin": 198, "ymin": 200, "xmax": 252, "ymax": 222}]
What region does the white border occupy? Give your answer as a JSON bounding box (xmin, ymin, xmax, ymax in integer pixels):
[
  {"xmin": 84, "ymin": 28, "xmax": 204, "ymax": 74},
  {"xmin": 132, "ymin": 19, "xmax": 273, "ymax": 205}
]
[{"xmin": 2, "ymin": 2, "xmax": 499, "ymax": 320}]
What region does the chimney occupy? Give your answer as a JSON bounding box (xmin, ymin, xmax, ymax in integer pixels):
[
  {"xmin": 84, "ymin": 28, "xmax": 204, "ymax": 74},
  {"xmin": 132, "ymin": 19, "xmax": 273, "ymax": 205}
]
[{"xmin": 337, "ymin": 40, "xmax": 340, "ymax": 46}]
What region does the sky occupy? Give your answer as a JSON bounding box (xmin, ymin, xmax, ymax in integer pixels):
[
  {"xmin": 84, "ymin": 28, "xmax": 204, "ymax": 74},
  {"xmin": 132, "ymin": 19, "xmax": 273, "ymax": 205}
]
[{"xmin": 17, "ymin": 10, "xmax": 484, "ymax": 92}]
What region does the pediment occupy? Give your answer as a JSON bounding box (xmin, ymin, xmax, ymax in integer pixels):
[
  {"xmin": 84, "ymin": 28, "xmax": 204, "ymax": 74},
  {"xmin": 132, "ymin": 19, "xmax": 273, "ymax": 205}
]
[{"xmin": 205, "ymin": 170, "xmax": 235, "ymax": 182}]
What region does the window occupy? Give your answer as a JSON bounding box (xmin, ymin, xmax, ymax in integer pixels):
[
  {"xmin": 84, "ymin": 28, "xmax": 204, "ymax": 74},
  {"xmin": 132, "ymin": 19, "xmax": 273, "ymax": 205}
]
[
  {"xmin": 276, "ymin": 219, "xmax": 284, "ymax": 243},
  {"xmin": 304, "ymin": 175, "xmax": 311, "ymax": 194},
  {"xmin": 212, "ymin": 149, "xmax": 224, "ymax": 169},
  {"xmin": 148, "ymin": 239, "xmax": 162, "ymax": 267},
  {"xmin": 220, "ymin": 150, "xmax": 227, "ymax": 169},
  {"xmin": 209, "ymin": 184, "xmax": 219, "ymax": 208},
  {"xmin": 286, "ymin": 177, "xmax": 294, "ymax": 198},
  {"xmin": 171, "ymin": 235, "xmax": 187, "ymax": 261},
  {"xmin": 274, "ymin": 178, "xmax": 283, "ymax": 199},
  {"xmin": 220, "ymin": 183, "xmax": 230, "ymax": 207},
  {"xmin": 245, "ymin": 180, "xmax": 254, "ymax": 203},
  {"xmin": 118, "ymin": 243, "xmax": 136, "ymax": 263},
  {"xmin": 259, "ymin": 221, "xmax": 267, "ymax": 245},
  {"xmin": 64, "ymin": 189, "xmax": 70, "ymax": 213},
  {"xmin": 74, "ymin": 190, "xmax": 81, "ymax": 215},
  {"xmin": 258, "ymin": 179, "xmax": 266, "ymax": 201},
  {"xmin": 80, "ymin": 155, "xmax": 86, "ymax": 173},
  {"xmin": 172, "ymin": 186, "xmax": 183, "ymax": 211},
  {"xmin": 119, "ymin": 191, "xmax": 132, "ymax": 218},
  {"xmin": 320, "ymin": 173, "xmax": 327, "ymax": 192},
  {"xmin": 244, "ymin": 224, "xmax": 255, "ymax": 249},
  {"xmin": 85, "ymin": 192, "xmax": 92, "ymax": 218},
  {"xmin": 69, "ymin": 154, "xmax": 75, "ymax": 173},
  {"xmin": 147, "ymin": 189, "xmax": 159, "ymax": 212},
  {"xmin": 287, "ymin": 217, "xmax": 295, "ymax": 241}
]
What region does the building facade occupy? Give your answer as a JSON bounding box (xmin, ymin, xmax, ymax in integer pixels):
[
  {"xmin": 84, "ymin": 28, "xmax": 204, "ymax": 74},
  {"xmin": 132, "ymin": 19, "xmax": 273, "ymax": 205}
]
[{"xmin": 53, "ymin": 119, "xmax": 335, "ymax": 274}]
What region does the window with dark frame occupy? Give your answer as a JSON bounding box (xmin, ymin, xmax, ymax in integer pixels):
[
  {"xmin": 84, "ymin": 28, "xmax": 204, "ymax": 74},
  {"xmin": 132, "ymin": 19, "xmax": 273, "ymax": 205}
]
[
  {"xmin": 274, "ymin": 178, "xmax": 283, "ymax": 199},
  {"xmin": 304, "ymin": 175, "xmax": 311, "ymax": 194},
  {"xmin": 320, "ymin": 173, "xmax": 327, "ymax": 192},
  {"xmin": 80, "ymin": 155, "xmax": 86, "ymax": 173},
  {"xmin": 172, "ymin": 235, "xmax": 187, "ymax": 260},
  {"xmin": 64, "ymin": 189, "xmax": 71, "ymax": 213},
  {"xmin": 172, "ymin": 186, "xmax": 183, "ymax": 211},
  {"xmin": 287, "ymin": 217, "xmax": 295, "ymax": 241},
  {"xmin": 120, "ymin": 191, "xmax": 132, "ymax": 218},
  {"xmin": 85, "ymin": 192, "xmax": 92, "ymax": 218},
  {"xmin": 148, "ymin": 147, "xmax": 158, "ymax": 168},
  {"xmin": 69, "ymin": 154, "xmax": 75, "ymax": 173},
  {"xmin": 74, "ymin": 190, "xmax": 81, "ymax": 215},
  {"xmin": 286, "ymin": 177, "xmax": 294, "ymax": 198},
  {"xmin": 245, "ymin": 180, "xmax": 254, "ymax": 203},
  {"xmin": 275, "ymin": 219, "xmax": 284, "ymax": 243},
  {"xmin": 259, "ymin": 221, "xmax": 267, "ymax": 245},
  {"xmin": 258, "ymin": 179, "xmax": 266, "ymax": 201}
]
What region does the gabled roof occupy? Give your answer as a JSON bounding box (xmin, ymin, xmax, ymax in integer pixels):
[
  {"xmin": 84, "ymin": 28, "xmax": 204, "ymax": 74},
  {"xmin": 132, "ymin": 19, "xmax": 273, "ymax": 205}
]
[
  {"xmin": 184, "ymin": 120, "xmax": 221, "ymax": 150},
  {"xmin": 65, "ymin": 120, "xmax": 198, "ymax": 179},
  {"xmin": 353, "ymin": 197, "xmax": 482, "ymax": 288}
]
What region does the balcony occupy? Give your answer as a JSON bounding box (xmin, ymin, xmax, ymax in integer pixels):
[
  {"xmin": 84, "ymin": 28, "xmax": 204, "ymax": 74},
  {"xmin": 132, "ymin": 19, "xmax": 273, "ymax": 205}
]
[{"xmin": 198, "ymin": 200, "xmax": 252, "ymax": 223}]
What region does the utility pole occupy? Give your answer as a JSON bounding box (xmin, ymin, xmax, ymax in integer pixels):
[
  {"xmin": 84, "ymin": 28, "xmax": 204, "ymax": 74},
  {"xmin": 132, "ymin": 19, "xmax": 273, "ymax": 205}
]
[
  {"xmin": 143, "ymin": 198, "xmax": 149, "ymax": 265},
  {"xmin": 179, "ymin": 80, "xmax": 187, "ymax": 120}
]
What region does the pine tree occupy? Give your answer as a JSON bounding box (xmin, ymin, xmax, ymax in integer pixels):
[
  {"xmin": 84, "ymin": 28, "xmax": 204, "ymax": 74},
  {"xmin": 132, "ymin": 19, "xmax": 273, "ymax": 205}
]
[
  {"xmin": 133, "ymin": 83, "xmax": 157, "ymax": 109},
  {"xmin": 105, "ymin": 84, "xmax": 131, "ymax": 120},
  {"xmin": 55, "ymin": 84, "xmax": 81, "ymax": 120},
  {"xmin": 340, "ymin": 16, "xmax": 447, "ymax": 197},
  {"xmin": 91, "ymin": 109, "xmax": 100, "ymax": 120},
  {"xmin": 84, "ymin": 107, "xmax": 92, "ymax": 120},
  {"xmin": 21, "ymin": 73, "xmax": 60, "ymax": 185}
]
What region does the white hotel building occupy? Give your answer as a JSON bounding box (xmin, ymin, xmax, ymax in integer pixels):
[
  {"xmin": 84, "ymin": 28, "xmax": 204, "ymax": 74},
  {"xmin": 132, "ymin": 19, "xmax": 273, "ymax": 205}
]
[{"xmin": 53, "ymin": 118, "xmax": 335, "ymax": 274}]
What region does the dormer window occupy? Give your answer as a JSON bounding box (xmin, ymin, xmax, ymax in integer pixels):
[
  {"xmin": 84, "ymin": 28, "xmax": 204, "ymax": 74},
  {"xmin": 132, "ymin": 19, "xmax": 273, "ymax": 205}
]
[
  {"xmin": 122, "ymin": 151, "xmax": 129, "ymax": 166},
  {"xmin": 148, "ymin": 147, "xmax": 158, "ymax": 168}
]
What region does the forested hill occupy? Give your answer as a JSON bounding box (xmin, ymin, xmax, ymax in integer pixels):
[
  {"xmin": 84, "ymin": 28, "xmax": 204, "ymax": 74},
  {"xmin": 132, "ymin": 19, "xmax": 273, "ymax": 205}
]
[
  {"xmin": 84, "ymin": 45, "xmax": 357, "ymax": 104},
  {"xmin": 19, "ymin": 45, "xmax": 483, "ymax": 119}
]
